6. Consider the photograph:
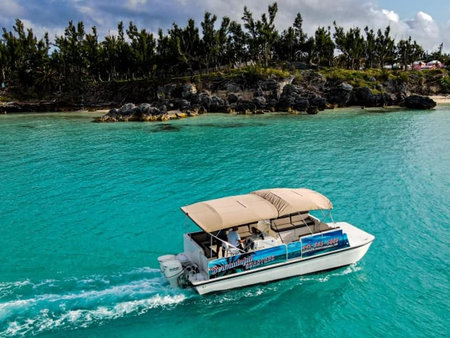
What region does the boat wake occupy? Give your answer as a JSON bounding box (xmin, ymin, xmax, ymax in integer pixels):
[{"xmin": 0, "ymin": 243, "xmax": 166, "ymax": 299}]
[
  {"xmin": 0, "ymin": 268, "xmax": 189, "ymax": 336},
  {"xmin": 194, "ymin": 264, "xmax": 363, "ymax": 310},
  {"xmin": 0, "ymin": 265, "xmax": 363, "ymax": 335},
  {"xmin": 297, "ymin": 264, "xmax": 363, "ymax": 284}
]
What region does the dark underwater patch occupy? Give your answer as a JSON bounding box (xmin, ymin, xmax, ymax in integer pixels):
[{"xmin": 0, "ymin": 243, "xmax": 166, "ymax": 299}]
[
  {"xmin": 149, "ymin": 124, "xmax": 181, "ymax": 132},
  {"xmin": 188, "ymin": 122, "xmax": 267, "ymax": 128}
]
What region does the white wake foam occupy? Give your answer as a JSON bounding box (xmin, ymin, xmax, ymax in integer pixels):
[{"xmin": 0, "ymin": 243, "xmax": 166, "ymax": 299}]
[{"xmin": 0, "ymin": 268, "xmax": 188, "ymax": 337}]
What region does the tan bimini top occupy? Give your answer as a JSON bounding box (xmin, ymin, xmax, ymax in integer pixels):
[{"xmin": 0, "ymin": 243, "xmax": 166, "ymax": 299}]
[{"xmin": 181, "ymin": 188, "xmax": 333, "ymax": 232}]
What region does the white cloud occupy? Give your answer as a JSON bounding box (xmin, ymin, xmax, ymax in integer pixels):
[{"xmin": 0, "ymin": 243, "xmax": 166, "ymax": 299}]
[
  {"xmin": 0, "ymin": 0, "xmax": 24, "ymax": 23},
  {"xmin": 416, "ymin": 11, "xmax": 433, "ymax": 23},
  {"xmin": 1, "ymin": 0, "xmax": 448, "ymax": 53},
  {"xmin": 127, "ymin": 0, "xmax": 148, "ymax": 9},
  {"xmin": 74, "ymin": 3, "xmax": 105, "ymax": 26},
  {"xmin": 199, "ymin": 0, "xmax": 447, "ymax": 51},
  {"xmin": 408, "ymin": 11, "xmax": 438, "ymax": 35},
  {"xmin": 0, "ymin": 0, "xmax": 24, "ymax": 16},
  {"xmin": 381, "ymin": 9, "xmax": 399, "ymax": 23},
  {"xmin": 21, "ymin": 19, "xmax": 64, "ymax": 40}
]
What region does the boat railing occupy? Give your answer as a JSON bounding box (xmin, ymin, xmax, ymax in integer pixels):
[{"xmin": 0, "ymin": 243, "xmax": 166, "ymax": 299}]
[{"xmin": 206, "ymin": 227, "xmax": 351, "ymax": 280}]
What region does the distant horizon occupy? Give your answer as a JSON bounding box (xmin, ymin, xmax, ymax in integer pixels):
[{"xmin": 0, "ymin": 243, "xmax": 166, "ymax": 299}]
[{"xmin": 0, "ymin": 0, "xmax": 449, "ymax": 53}]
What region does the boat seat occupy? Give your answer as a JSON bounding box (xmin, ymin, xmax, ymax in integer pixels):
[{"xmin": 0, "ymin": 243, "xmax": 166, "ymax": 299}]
[
  {"xmin": 201, "ymin": 243, "xmax": 217, "ymax": 259},
  {"xmin": 237, "ymin": 225, "xmax": 252, "ymax": 238},
  {"xmin": 271, "ymin": 217, "xmax": 315, "ymax": 232}
]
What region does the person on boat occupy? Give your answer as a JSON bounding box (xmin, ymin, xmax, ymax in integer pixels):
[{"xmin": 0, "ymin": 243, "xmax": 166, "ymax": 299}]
[
  {"xmin": 215, "ymin": 230, "xmax": 228, "ymax": 257},
  {"xmin": 227, "ymin": 227, "xmax": 244, "ymax": 250}
]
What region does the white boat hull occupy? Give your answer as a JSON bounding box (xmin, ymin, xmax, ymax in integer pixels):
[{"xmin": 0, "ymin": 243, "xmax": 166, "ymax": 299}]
[{"xmin": 192, "ymin": 241, "xmax": 372, "ymax": 295}]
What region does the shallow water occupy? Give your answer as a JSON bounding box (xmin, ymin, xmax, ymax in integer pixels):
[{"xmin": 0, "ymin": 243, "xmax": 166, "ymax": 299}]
[{"xmin": 0, "ymin": 108, "xmax": 449, "ymax": 337}]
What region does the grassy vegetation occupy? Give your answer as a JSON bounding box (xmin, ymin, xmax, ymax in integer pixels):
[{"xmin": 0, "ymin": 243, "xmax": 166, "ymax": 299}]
[
  {"xmin": 440, "ymin": 76, "xmax": 450, "ymax": 92},
  {"xmin": 318, "ymin": 68, "xmax": 389, "ymax": 90},
  {"xmin": 172, "ymin": 65, "xmax": 292, "ymax": 85},
  {"xmin": 0, "ymin": 93, "xmax": 16, "ymax": 102},
  {"xmin": 317, "ymin": 67, "xmax": 449, "ymax": 92},
  {"xmin": 77, "ymin": 65, "xmax": 449, "ymax": 93}
]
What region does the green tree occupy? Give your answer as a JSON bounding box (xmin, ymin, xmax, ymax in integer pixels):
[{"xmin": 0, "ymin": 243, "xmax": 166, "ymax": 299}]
[
  {"xmin": 216, "ymin": 17, "xmax": 231, "ymax": 68},
  {"xmin": 293, "ymin": 12, "xmax": 307, "ymax": 61},
  {"xmin": 228, "ymin": 21, "xmax": 247, "ymax": 67},
  {"xmin": 375, "ymin": 26, "xmax": 395, "ymax": 68},
  {"xmin": 314, "ymin": 26, "xmax": 334, "ymax": 67},
  {"xmin": 83, "ymin": 26, "xmax": 102, "ymax": 81},
  {"xmin": 333, "ymin": 23, "xmax": 365, "ymax": 69},
  {"xmin": 200, "ymin": 12, "xmax": 217, "ymax": 72},
  {"xmin": 397, "ymin": 37, "xmax": 423, "ymax": 70},
  {"xmin": 0, "ymin": 39, "xmax": 7, "ymax": 85},
  {"xmin": 277, "ymin": 27, "xmax": 296, "ymax": 61},
  {"xmin": 364, "ymin": 26, "xmax": 376, "ymax": 68},
  {"xmin": 127, "ymin": 22, "xmax": 156, "ymax": 79},
  {"xmin": 303, "ymin": 37, "xmax": 315, "ymax": 65},
  {"xmin": 242, "ymin": 3, "xmax": 279, "ymax": 66},
  {"xmin": 1, "ymin": 19, "xmax": 50, "ymax": 96},
  {"xmin": 52, "ymin": 20, "xmax": 92, "ymax": 94},
  {"xmin": 168, "ymin": 19, "xmax": 201, "ymax": 74}
]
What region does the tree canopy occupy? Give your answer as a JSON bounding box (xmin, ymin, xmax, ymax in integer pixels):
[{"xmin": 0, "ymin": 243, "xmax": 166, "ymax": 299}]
[{"xmin": 0, "ymin": 2, "xmax": 447, "ymax": 98}]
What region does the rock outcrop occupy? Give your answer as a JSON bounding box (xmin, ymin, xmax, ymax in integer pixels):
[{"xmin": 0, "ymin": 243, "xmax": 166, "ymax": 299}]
[
  {"xmin": 2, "ymin": 66, "xmax": 445, "ymax": 119},
  {"xmin": 324, "ymin": 82, "xmax": 353, "ymax": 107},
  {"xmin": 82, "ymin": 70, "xmax": 441, "ymax": 122},
  {"xmin": 94, "ymin": 102, "xmax": 203, "ymax": 122},
  {"xmin": 404, "ymin": 95, "xmax": 437, "ymax": 109},
  {"xmin": 350, "ymin": 87, "xmax": 388, "ymax": 107}
]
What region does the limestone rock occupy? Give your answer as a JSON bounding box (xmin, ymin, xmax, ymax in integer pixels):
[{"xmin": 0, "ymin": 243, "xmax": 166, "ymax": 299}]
[
  {"xmin": 228, "ymin": 93, "xmax": 239, "ymax": 104},
  {"xmin": 324, "ymin": 82, "xmax": 353, "ymax": 107},
  {"xmin": 252, "ymin": 96, "xmax": 266, "ymax": 109},
  {"xmin": 226, "ymin": 82, "xmax": 242, "ymax": 93},
  {"xmin": 404, "ymin": 95, "xmax": 436, "ymax": 109},
  {"xmin": 118, "ymin": 103, "xmax": 135, "ymax": 114},
  {"xmin": 167, "ymin": 110, "xmax": 181, "ymax": 119},
  {"xmin": 181, "ymin": 83, "xmax": 197, "ymax": 98}
]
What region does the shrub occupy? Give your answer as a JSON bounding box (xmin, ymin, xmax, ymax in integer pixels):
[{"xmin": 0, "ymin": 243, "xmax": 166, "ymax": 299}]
[{"xmin": 441, "ymin": 76, "xmax": 450, "ymax": 92}]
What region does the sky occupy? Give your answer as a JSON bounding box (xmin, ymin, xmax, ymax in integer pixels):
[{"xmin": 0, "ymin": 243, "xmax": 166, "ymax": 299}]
[{"xmin": 0, "ymin": 0, "xmax": 449, "ymax": 53}]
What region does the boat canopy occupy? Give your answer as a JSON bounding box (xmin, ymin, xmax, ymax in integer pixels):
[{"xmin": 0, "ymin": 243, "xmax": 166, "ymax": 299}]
[{"xmin": 181, "ymin": 188, "xmax": 333, "ymax": 232}]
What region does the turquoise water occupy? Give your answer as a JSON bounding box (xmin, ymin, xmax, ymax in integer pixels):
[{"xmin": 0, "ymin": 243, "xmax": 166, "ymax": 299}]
[{"xmin": 0, "ymin": 107, "xmax": 449, "ymax": 337}]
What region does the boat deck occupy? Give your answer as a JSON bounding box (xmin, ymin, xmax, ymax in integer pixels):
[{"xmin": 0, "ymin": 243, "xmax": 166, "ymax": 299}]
[
  {"xmin": 335, "ymin": 222, "xmax": 375, "ymax": 246},
  {"xmin": 188, "ymin": 216, "xmax": 340, "ymax": 260}
]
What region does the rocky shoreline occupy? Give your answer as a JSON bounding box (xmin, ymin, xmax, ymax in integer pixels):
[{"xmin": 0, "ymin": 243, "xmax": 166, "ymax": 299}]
[
  {"xmin": 1, "ymin": 70, "xmax": 442, "ymax": 120},
  {"xmin": 94, "ymin": 73, "xmax": 437, "ymax": 122}
]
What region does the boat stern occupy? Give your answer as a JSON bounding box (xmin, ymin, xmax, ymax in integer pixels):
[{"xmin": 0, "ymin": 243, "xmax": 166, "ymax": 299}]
[{"xmin": 335, "ymin": 222, "xmax": 375, "ymax": 247}]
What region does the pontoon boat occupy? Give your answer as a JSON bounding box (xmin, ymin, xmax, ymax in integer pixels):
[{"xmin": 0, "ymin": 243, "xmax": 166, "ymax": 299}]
[{"xmin": 158, "ymin": 188, "xmax": 374, "ymax": 295}]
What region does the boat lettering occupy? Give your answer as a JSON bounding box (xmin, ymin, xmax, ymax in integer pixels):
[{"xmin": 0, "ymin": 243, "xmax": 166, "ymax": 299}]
[
  {"xmin": 208, "ymin": 255, "xmax": 277, "ymax": 274},
  {"xmin": 209, "ymin": 256, "xmax": 254, "ymax": 274},
  {"xmin": 245, "ymin": 255, "xmax": 275, "ymax": 269},
  {"xmin": 301, "ymin": 232, "xmax": 346, "ymax": 255}
]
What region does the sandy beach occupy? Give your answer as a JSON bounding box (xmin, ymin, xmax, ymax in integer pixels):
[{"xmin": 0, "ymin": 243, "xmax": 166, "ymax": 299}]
[{"xmin": 430, "ymin": 95, "xmax": 450, "ymax": 104}]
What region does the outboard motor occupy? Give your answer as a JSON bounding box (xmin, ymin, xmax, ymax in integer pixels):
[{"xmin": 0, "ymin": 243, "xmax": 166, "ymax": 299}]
[{"xmin": 158, "ymin": 255, "xmax": 183, "ymax": 287}]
